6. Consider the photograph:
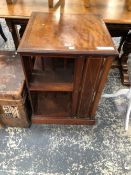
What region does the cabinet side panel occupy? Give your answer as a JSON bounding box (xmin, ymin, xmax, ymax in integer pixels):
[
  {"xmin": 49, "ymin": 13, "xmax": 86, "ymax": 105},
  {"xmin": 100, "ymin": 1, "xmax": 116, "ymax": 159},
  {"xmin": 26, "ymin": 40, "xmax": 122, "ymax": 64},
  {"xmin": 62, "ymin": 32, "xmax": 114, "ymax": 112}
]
[
  {"xmin": 77, "ymin": 57, "xmax": 109, "ymax": 118},
  {"xmin": 89, "ymin": 57, "xmax": 113, "ymax": 117}
]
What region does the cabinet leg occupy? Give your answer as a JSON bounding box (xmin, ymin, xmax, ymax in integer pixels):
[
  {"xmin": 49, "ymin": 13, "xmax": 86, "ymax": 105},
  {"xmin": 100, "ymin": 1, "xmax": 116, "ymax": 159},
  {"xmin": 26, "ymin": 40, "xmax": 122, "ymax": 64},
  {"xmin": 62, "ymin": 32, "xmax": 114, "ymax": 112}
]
[
  {"xmin": 5, "ymin": 19, "xmax": 20, "ymax": 49},
  {"xmin": 19, "ymin": 24, "xmax": 27, "ymax": 38},
  {"xmin": 120, "ymin": 33, "xmax": 131, "ymax": 86}
]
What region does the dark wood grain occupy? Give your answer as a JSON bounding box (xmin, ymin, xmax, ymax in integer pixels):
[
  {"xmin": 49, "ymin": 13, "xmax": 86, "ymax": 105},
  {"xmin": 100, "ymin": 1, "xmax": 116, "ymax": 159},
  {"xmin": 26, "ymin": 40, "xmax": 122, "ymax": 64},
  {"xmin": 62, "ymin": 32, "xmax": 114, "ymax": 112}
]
[
  {"xmin": 0, "ymin": 0, "xmax": 130, "ymax": 85},
  {"xmin": 77, "ymin": 58, "xmax": 104, "ymax": 117},
  {"xmin": 18, "ymin": 12, "xmax": 118, "ymax": 56},
  {"xmin": 72, "ymin": 58, "xmax": 84, "ymax": 116},
  {"xmin": 89, "ymin": 57, "xmax": 113, "ymax": 116}
]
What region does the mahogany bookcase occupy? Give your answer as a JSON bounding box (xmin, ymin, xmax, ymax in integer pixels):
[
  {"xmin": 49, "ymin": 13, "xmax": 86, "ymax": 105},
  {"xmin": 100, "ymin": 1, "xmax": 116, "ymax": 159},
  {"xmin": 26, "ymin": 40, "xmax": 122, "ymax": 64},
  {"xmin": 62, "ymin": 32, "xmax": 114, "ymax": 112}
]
[{"xmin": 18, "ymin": 12, "xmax": 118, "ymax": 125}]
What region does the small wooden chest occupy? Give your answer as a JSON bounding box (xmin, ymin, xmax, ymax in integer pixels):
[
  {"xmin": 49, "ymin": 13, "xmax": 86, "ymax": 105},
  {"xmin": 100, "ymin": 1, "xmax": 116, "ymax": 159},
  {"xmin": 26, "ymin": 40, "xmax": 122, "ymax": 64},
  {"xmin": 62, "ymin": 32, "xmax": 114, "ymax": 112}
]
[{"xmin": 0, "ymin": 51, "xmax": 31, "ymax": 127}]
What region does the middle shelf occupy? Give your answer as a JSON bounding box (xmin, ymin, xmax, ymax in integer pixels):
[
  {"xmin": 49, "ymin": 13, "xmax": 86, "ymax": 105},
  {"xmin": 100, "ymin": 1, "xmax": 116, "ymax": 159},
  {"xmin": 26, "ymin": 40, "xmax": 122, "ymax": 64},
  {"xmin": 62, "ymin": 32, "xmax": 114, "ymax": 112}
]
[{"xmin": 28, "ymin": 58, "xmax": 74, "ymax": 92}]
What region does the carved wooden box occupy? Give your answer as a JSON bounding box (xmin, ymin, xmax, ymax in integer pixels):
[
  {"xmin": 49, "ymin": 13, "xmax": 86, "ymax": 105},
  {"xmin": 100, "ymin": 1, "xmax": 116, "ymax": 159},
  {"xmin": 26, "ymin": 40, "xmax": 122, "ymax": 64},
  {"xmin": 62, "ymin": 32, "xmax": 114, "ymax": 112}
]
[{"xmin": 0, "ymin": 51, "xmax": 31, "ymax": 127}]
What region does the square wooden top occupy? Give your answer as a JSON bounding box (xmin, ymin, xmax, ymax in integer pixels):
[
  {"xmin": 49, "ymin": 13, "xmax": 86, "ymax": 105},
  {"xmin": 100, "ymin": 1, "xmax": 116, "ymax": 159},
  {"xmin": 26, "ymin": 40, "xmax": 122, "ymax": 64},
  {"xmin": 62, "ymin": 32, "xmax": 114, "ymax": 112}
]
[{"xmin": 18, "ymin": 12, "xmax": 118, "ymax": 56}]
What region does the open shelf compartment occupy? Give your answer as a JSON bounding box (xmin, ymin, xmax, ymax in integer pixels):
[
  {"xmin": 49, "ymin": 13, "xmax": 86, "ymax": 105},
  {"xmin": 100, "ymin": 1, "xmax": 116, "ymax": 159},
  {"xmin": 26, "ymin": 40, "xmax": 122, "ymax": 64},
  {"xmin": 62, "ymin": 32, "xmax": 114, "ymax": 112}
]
[
  {"xmin": 31, "ymin": 91, "xmax": 95, "ymax": 125},
  {"xmin": 31, "ymin": 91, "xmax": 72, "ymax": 118},
  {"xmin": 29, "ymin": 58, "xmax": 74, "ymax": 92}
]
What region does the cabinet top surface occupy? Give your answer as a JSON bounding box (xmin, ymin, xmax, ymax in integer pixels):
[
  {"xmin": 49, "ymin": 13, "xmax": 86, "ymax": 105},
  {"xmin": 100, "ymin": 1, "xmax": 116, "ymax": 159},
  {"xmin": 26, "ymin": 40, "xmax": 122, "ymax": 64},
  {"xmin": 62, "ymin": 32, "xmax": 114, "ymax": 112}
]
[{"xmin": 18, "ymin": 12, "xmax": 117, "ymax": 55}]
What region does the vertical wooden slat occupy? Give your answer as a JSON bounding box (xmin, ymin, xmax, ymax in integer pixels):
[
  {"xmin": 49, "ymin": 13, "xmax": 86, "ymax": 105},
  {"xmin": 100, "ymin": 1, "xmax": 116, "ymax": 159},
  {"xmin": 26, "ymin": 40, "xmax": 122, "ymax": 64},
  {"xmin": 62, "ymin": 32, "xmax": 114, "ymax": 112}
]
[
  {"xmin": 72, "ymin": 57, "xmax": 85, "ymax": 116},
  {"xmin": 77, "ymin": 57, "xmax": 104, "ymax": 118},
  {"xmin": 89, "ymin": 57, "xmax": 113, "ymax": 116}
]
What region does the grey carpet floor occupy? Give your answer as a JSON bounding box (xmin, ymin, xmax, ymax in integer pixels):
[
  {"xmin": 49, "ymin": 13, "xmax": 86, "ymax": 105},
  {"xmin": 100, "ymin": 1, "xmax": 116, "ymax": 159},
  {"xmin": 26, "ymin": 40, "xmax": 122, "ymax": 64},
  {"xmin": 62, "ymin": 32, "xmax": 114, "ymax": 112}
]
[{"xmin": 0, "ymin": 19, "xmax": 131, "ymax": 175}]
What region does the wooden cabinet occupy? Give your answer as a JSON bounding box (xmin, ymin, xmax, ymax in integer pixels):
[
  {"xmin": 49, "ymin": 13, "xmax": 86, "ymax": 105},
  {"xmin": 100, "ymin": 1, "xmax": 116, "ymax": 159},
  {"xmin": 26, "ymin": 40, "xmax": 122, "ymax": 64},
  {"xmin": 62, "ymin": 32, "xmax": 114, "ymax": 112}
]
[{"xmin": 18, "ymin": 12, "xmax": 118, "ymax": 125}]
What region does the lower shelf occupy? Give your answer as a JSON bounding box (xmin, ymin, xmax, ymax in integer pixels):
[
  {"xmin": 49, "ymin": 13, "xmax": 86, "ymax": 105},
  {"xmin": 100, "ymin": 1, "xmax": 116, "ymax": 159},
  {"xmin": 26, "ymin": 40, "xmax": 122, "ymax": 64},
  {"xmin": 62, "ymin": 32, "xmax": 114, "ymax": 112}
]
[
  {"xmin": 31, "ymin": 92, "xmax": 95, "ymax": 125},
  {"xmin": 32, "ymin": 92, "xmax": 71, "ymax": 117}
]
